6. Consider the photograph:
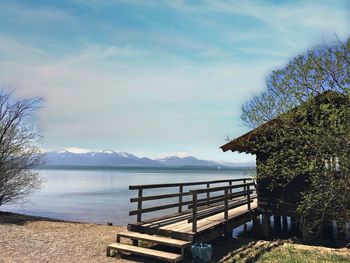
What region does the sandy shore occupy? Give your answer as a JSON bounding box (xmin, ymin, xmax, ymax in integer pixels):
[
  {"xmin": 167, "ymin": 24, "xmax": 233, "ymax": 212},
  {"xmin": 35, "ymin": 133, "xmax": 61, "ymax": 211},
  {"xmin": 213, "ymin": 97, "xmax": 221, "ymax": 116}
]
[{"xmin": 0, "ymin": 211, "xmax": 150, "ymax": 263}]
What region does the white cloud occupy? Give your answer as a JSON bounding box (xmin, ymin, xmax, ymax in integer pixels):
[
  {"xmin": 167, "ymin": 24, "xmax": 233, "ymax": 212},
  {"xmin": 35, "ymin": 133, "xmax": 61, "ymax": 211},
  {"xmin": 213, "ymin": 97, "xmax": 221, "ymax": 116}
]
[
  {"xmin": 63, "ymin": 147, "xmax": 95, "ymax": 153},
  {"xmin": 156, "ymin": 152, "xmax": 192, "ymax": 158}
]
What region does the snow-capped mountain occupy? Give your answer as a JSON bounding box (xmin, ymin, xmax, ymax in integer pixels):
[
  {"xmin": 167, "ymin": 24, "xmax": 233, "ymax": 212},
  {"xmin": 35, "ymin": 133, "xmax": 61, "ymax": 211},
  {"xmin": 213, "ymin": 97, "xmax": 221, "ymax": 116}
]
[
  {"xmin": 42, "ymin": 150, "xmax": 159, "ymax": 167},
  {"xmin": 41, "ymin": 150, "xmax": 255, "ymax": 168}
]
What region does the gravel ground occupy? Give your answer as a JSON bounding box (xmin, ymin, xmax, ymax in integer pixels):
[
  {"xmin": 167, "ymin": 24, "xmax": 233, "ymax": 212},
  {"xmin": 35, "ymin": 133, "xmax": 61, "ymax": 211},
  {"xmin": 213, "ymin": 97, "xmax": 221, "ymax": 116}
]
[{"xmin": 0, "ymin": 211, "xmax": 154, "ymax": 263}]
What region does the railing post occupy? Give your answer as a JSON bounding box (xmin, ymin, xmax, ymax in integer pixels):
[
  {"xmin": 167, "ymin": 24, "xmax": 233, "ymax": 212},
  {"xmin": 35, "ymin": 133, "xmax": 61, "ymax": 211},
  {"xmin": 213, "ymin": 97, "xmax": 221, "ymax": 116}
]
[
  {"xmin": 224, "ymin": 188, "xmax": 228, "ymax": 220},
  {"xmin": 192, "ymin": 192, "xmax": 197, "ymax": 233},
  {"xmin": 247, "ymin": 184, "xmax": 251, "ymax": 210},
  {"xmin": 229, "ymin": 181, "xmax": 232, "ymax": 198},
  {"xmin": 178, "ymin": 185, "xmax": 183, "ymax": 213},
  {"xmin": 137, "ymin": 188, "xmax": 143, "ymax": 222},
  {"xmin": 243, "ymin": 179, "xmax": 247, "ymax": 193},
  {"xmin": 206, "ymin": 183, "xmax": 210, "ymax": 206}
]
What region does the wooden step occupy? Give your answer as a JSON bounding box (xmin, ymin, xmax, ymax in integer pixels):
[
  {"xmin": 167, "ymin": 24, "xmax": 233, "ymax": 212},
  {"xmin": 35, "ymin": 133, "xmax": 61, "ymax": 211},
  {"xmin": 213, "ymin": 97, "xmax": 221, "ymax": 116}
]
[
  {"xmin": 117, "ymin": 231, "xmax": 190, "ymax": 248},
  {"xmin": 107, "ymin": 243, "xmax": 182, "ymax": 262}
]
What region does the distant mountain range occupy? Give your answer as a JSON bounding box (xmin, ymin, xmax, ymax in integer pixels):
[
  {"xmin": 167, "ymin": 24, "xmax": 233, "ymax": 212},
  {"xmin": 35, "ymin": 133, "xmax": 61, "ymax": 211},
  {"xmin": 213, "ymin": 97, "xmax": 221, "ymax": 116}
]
[{"xmin": 40, "ymin": 150, "xmax": 255, "ymax": 169}]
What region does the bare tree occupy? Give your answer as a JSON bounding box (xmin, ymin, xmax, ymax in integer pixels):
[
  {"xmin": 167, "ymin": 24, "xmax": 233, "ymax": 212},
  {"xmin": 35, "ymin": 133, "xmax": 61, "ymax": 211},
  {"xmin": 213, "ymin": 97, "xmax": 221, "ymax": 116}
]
[{"xmin": 0, "ymin": 89, "xmax": 42, "ymax": 206}]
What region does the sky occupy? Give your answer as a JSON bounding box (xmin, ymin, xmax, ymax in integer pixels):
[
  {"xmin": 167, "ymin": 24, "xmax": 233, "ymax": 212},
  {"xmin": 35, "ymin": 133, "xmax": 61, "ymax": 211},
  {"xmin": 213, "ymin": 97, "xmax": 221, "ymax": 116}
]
[{"xmin": 0, "ymin": 0, "xmax": 349, "ymax": 162}]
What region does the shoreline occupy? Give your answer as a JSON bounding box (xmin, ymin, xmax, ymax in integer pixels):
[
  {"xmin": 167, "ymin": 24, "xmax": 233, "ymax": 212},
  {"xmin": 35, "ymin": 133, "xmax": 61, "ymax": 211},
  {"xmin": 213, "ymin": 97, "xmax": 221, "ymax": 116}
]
[
  {"xmin": 0, "ymin": 210, "xmax": 118, "ymax": 226},
  {"xmin": 0, "ymin": 211, "xmax": 79, "ymax": 224}
]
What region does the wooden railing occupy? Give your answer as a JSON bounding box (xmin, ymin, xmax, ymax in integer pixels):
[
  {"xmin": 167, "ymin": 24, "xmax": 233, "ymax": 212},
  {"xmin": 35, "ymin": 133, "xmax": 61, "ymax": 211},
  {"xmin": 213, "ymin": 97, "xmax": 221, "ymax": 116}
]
[
  {"xmin": 189, "ymin": 182, "xmax": 255, "ymax": 232},
  {"xmin": 129, "ymin": 178, "xmax": 256, "ymax": 232}
]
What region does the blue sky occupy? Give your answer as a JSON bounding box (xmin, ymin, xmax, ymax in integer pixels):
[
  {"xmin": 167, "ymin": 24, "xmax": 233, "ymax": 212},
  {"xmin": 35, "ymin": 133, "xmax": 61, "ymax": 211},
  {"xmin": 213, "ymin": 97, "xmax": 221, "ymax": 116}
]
[{"xmin": 0, "ymin": 0, "xmax": 349, "ymax": 162}]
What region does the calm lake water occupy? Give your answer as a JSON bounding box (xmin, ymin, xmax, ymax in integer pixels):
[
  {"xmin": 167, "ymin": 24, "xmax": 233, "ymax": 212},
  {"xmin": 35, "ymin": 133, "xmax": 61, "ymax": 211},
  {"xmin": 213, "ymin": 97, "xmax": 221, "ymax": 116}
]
[{"xmin": 2, "ymin": 167, "xmax": 254, "ymax": 225}]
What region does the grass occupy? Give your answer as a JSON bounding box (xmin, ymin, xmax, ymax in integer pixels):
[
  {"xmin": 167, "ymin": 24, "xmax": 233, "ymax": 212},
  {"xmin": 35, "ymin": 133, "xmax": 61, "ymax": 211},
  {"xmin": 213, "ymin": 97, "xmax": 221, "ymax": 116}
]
[
  {"xmin": 219, "ymin": 240, "xmax": 350, "ymax": 263},
  {"xmin": 259, "ymin": 244, "xmax": 350, "ymax": 263}
]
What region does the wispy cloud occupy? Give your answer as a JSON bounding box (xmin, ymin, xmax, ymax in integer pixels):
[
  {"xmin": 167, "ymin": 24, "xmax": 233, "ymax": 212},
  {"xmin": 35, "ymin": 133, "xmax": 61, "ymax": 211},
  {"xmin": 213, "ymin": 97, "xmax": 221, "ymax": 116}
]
[
  {"xmin": 153, "ymin": 0, "xmax": 350, "ymax": 53},
  {"xmin": 0, "ymin": 36, "xmax": 50, "ymax": 61},
  {"xmin": 0, "ymin": 1, "xmax": 75, "ymax": 25}
]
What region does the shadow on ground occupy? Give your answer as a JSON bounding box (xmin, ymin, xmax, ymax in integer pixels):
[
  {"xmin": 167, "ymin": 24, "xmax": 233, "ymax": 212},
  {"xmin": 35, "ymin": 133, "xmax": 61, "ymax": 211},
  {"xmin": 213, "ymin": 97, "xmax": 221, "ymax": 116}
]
[{"xmin": 213, "ymin": 237, "xmax": 285, "ymax": 263}]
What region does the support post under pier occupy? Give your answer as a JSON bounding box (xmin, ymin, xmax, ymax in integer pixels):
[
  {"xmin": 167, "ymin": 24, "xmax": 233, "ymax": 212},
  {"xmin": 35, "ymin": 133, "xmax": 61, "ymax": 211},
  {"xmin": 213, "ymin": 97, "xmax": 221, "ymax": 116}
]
[
  {"xmin": 273, "ymin": 216, "xmax": 282, "ymax": 233},
  {"xmin": 282, "ymin": 216, "xmax": 288, "ymax": 234},
  {"xmin": 262, "ymin": 213, "xmax": 270, "ymax": 237}
]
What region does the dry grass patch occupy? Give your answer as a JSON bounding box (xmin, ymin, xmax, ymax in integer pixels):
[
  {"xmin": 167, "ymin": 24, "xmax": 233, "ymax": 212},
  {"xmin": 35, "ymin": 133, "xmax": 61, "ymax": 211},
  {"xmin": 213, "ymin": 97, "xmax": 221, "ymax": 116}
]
[{"xmin": 218, "ymin": 239, "xmax": 350, "ymax": 263}]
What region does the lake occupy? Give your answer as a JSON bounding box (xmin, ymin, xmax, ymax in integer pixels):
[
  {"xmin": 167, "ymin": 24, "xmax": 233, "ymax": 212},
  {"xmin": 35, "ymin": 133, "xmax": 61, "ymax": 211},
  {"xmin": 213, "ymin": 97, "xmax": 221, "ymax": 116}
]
[{"xmin": 2, "ymin": 167, "xmax": 254, "ymax": 225}]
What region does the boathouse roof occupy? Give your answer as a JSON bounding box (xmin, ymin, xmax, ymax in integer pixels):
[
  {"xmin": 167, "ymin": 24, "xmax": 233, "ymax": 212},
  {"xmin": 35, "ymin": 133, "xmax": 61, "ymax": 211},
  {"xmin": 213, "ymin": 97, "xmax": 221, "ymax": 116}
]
[{"xmin": 220, "ymin": 90, "xmax": 347, "ymax": 154}]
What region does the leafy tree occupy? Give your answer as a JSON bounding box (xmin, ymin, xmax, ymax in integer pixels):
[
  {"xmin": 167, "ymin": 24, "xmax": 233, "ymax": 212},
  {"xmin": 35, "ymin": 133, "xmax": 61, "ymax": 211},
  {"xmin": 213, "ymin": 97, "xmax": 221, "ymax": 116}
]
[
  {"xmin": 242, "ymin": 37, "xmax": 350, "ymax": 128},
  {"xmin": 0, "ymin": 90, "xmax": 42, "ymax": 207},
  {"xmin": 241, "ymin": 37, "xmax": 350, "ymax": 239}
]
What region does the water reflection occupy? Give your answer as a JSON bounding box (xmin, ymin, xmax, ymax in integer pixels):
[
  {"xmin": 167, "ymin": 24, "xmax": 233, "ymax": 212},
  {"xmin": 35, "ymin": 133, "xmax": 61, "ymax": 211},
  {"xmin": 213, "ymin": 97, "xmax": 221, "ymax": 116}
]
[{"xmin": 232, "ymin": 215, "xmax": 350, "ymax": 245}]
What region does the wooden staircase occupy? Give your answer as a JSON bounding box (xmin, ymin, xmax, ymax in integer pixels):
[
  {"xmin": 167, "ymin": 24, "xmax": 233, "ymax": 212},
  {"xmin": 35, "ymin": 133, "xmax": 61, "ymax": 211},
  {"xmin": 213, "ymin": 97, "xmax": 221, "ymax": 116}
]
[{"xmin": 107, "ymin": 231, "xmax": 191, "ymax": 262}]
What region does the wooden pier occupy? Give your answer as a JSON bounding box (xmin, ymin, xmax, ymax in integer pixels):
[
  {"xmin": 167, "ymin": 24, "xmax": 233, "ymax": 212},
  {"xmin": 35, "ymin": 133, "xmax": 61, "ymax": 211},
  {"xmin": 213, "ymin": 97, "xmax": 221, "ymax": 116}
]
[{"xmin": 107, "ymin": 178, "xmax": 258, "ymax": 262}]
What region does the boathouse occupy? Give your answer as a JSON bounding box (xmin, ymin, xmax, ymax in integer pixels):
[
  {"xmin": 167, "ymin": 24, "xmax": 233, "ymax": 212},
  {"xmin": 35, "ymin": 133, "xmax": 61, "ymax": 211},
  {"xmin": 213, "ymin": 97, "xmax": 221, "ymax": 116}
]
[{"xmin": 221, "ymin": 90, "xmax": 349, "ymax": 231}]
